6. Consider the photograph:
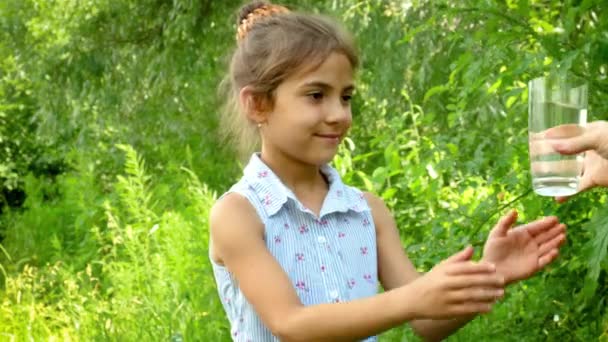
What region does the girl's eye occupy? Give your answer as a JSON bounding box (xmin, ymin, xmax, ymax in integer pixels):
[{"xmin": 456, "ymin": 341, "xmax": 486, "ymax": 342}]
[
  {"xmin": 342, "ymin": 95, "xmax": 352, "ymax": 102},
  {"xmin": 309, "ymin": 92, "xmax": 323, "ymax": 100}
]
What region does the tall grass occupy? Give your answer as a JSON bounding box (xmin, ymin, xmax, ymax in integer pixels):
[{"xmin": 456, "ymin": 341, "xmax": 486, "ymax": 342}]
[{"xmin": 0, "ymin": 145, "xmax": 229, "ymax": 340}]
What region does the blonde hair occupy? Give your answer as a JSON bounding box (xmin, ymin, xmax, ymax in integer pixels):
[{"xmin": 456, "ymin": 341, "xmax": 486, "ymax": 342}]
[{"xmin": 219, "ymin": 1, "xmax": 359, "ymax": 159}]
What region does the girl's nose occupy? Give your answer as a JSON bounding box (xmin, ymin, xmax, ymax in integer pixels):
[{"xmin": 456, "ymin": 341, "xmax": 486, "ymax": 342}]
[{"xmin": 326, "ymin": 99, "xmax": 352, "ymax": 124}]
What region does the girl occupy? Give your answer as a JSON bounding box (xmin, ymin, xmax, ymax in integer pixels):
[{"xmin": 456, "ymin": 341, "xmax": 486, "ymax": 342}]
[{"xmin": 210, "ymin": 2, "xmax": 567, "ymax": 341}]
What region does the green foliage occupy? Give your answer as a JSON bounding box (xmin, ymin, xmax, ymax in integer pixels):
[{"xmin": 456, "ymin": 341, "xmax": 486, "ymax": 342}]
[
  {"xmin": 0, "ymin": 0, "xmax": 236, "ymax": 206},
  {"xmin": 0, "ymin": 145, "xmax": 227, "ymax": 340},
  {"xmin": 0, "ymin": 0, "xmax": 607, "ymax": 340},
  {"xmin": 581, "ymin": 207, "xmax": 608, "ymax": 300}
]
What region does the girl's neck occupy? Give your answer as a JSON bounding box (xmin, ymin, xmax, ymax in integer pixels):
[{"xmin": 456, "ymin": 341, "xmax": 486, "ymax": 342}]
[{"xmin": 259, "ymin": 150, "xmax": 328, "ymax": 195}]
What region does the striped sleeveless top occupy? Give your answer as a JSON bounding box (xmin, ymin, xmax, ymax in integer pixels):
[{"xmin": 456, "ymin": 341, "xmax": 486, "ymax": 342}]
[{"xmin": 211, "ymin": 153, "xmax": 379, "ymax": 341}]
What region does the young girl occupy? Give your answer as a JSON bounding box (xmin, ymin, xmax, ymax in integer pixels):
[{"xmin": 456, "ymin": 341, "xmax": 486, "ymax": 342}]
[{"xmin": 210, "ymin": 2, "xmax": 567, "ymax": 341}]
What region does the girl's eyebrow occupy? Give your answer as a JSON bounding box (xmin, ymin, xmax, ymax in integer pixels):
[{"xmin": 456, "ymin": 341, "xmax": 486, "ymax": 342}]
[
  {"xmin": 343, "ymin": 85, "xmax": 355, "ymax": 93},
  {"xmin": 300, "ymin": 81, "xmax": 356, "ymax": 92}
]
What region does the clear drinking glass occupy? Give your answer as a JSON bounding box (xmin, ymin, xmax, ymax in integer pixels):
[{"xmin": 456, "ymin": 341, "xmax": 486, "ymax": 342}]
[{"xmin": 528, "ymin": 74, "xmax": 587, "ymax": 197}]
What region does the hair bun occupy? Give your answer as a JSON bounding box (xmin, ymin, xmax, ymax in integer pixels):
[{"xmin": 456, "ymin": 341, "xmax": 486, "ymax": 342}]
[
  {"xmin": 237, "ymin": 1, "xmax": 270, "ymax": 26},
  {"xmin": 236, "ymin": 1, "xmax": 289, "ymax": 41}
]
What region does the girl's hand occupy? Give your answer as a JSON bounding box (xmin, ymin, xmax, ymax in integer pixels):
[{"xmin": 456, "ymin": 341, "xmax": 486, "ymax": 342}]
[
  {"xmin": 482, "ymin": 210, "xmax": 566, "ymax": 285},
  {"xmin": 407, "ymin": 246, "xmax": 504, "ymax": 319}
]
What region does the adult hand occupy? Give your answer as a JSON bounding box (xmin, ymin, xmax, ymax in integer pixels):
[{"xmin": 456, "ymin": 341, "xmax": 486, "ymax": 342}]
[{"xmin": 548, "ymin": 121, "xmax": 608, "ymax": 202}]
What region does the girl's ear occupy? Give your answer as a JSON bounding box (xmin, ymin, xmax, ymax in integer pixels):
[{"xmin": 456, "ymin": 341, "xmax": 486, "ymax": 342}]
[{"xmin": 239, "ymin": 86, "xmax": 269, "ymax": 124}]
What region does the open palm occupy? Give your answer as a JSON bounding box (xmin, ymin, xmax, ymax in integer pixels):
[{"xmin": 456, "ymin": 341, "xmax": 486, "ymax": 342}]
[{"xmin": 482, "ymin": 211, "xmax": 566, "ymax": 285}]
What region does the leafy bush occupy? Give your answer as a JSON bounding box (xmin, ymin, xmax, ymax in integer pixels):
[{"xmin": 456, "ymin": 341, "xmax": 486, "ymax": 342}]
[{"xmin": 0, "ymin": 145, "xmax": 228, "ymax": 340}]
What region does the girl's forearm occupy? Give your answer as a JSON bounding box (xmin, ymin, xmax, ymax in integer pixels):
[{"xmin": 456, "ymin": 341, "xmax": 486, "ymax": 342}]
[
  {"xmin": 273, "ymin": 286, "xmax": 416, "ymax": 342},
  {"xmin": 409, "ymin": 315, "xmax": 477, "ymax": 342}
]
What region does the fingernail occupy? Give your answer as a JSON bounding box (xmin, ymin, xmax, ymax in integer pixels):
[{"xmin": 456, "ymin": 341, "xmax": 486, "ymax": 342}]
[{"xmin": 496, "ymin": 289, "xmax": 504, "ymax": 297}]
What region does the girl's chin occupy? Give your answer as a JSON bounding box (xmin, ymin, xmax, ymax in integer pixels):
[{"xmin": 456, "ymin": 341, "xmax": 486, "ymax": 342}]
[
  {"xmin": 311, "ymin": 151, "xmax": 338, "ymax": 165},
  {"xmin": 273, "ymin": 146, "xmax": 338, "ymax": 166}
]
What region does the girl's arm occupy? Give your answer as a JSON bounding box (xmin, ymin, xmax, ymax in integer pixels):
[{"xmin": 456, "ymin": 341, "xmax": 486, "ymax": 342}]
[
  {"xmin": 210, "ymin": 193, "xmax": 502, "ymax": 342},
  {"xmin": 365, "ymin": 191, "xmax": 565, "ymax": 341},
  {"xmin": 364, "ymin": 192, "xmax": 491, "ymax": 342}
]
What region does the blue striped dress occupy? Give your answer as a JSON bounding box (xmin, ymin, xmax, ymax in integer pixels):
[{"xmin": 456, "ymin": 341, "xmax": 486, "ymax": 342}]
[{"xmin": 211, "ymin": 153, "xmax": 379, "ymax": 341}]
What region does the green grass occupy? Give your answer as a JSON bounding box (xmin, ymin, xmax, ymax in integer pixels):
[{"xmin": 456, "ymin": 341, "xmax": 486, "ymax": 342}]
[{"xmin": 0, "ymin": 147, "xmax": 229, "ymax": 340}]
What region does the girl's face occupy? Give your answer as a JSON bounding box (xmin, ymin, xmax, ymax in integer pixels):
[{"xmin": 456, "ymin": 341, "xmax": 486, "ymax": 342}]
[{"xmin": 260, "ymin": 52, "xmax": 354, "ymax": 166}]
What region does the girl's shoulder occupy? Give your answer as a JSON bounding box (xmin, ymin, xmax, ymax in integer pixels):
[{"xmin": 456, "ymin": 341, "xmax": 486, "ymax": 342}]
[
  {"xmin": 214, "ymin": 176, "xmax": 259, "ymax": 212},
  {"xmin": 209, "ymin": 185, "xmax": 265, "ymax": 266},
  {"xmin": 215, "ymin": 173, "xmax": 277, "ymax": 223},
  {"xmin": 212, "ymin": 179, "xmax": 256, "ymax": 220}
]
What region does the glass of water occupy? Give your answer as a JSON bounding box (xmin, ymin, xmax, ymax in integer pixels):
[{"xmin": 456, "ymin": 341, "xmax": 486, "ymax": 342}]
[{"xmin": 528, "ymin": 74, "xmax": 587, "ymax": 197}]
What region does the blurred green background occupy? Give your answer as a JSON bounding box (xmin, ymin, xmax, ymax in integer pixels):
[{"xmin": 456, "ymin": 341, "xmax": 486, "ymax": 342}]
[{"xmin": 0, "ymin": 0, "xmax": 607, "ymax": 340}]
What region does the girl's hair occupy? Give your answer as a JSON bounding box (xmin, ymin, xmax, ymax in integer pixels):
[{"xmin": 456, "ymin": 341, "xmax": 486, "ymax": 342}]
[{"xmin": 219, "ymin": 1, "xmax": 359, "ymax": 159}]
